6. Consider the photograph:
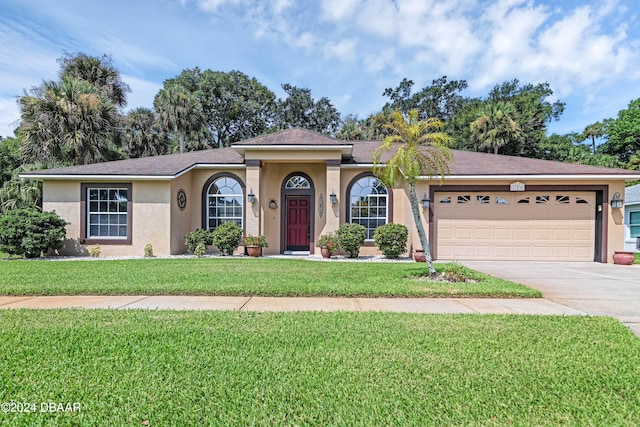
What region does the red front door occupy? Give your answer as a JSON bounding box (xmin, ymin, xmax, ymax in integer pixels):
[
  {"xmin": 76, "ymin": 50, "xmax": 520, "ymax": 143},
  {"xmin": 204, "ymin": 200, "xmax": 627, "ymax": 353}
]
[{"xmin": 286, "ymin": 197, "xmax": 310, "ymax": 251}]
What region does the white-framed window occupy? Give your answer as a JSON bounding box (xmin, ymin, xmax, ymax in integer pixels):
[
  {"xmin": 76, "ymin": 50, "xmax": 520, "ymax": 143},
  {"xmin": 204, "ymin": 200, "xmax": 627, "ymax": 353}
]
[
  {"xmin": 630, "ymin": 210, "xmax": 640, "ymax": 239},
  {"xmin": 87, "ymin": 187, "xmax": 129, "ymax": 239},
  {"xmin": 285, "ymin": 175, "xmax": 311, "ymax": 189},
  {"xmin": 207, "ymin": 176, "xmax": 243, "ymax": 230},
  {"xmin": 349, "ymin": 176, "xmax": 388, "ymax": 240}
]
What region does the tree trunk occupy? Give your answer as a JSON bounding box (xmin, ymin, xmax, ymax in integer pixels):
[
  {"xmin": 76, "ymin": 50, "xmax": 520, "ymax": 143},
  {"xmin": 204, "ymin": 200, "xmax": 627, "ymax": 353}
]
[
  {"xmin": 408, "ymin": 183, "xmax": 436, "ymax": 275},
  {"xmin": 179, "ymin": 132, "xmax": 185, "ymax": 154}
]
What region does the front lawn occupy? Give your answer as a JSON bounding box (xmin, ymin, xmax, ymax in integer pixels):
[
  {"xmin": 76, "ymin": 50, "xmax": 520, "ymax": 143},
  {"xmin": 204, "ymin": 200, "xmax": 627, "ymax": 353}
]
[
  {"xmin": 1, "ymin": 310, "xmax": 638, "ymax": 426},
  {"xmin": 0, "ymin": 258, "xmax": 540, "ymax": 298}
]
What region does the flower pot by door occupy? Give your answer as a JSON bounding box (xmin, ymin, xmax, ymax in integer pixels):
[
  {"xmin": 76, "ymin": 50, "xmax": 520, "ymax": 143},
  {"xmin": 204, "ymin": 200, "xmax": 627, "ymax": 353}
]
[
  {"xmin": 321, "ymin": 247, "xmax": 332, "ymax": 259},
  {"xmin": 413, "ymin": 249, "xmax": 426, "ymax": 263},
  {"xmin": 246, "ymin": 246, "xmax": 261, "ymax": 257},
  {"xmin": 613, "ymin": 251, "xmax": 634, "ymax": 265}
]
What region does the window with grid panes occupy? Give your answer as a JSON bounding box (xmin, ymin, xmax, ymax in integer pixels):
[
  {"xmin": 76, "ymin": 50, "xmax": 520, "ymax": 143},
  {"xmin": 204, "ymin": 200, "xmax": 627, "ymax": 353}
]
[
  {"xmin": 207, "ymin": 177, "xmax": 243, "ymax": 230},
  {"xmin": 349, "ymin": 176, "xmax": 388, "ymax": 240},
  {"xmin": 87, "ymin": 187, "xmax": 129, "ymax": 238}
]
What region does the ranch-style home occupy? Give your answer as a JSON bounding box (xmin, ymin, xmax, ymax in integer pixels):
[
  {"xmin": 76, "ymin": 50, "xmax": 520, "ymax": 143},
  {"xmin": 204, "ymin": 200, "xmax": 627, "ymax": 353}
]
[{"xmin": 22, "ymin": 128, "xmax": 640, "ymax": 262}]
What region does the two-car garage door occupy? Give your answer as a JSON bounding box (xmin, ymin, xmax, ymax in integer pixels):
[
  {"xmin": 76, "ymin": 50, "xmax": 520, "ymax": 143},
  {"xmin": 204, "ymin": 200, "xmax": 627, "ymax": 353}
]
[{"xmin": 435, "ymin": 192, "xmax": 596, "ymax": 261}]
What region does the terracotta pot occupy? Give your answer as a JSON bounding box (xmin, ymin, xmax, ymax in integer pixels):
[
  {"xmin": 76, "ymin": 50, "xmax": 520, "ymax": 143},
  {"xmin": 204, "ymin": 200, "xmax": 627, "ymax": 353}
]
[
  {"xmin": 413, "ymin": 249, "xmax": 426, "ymax": 263},
  {"xmin": 613, "ymin": 251, "xmax": 634, "ymax": 265},
  {"xmin": 321, "ymin": 247, "xmax": 333, "ymax": 259},
  {"xmin": 246, "ymin": 246, "xmax": 261, "ymax": 257}
]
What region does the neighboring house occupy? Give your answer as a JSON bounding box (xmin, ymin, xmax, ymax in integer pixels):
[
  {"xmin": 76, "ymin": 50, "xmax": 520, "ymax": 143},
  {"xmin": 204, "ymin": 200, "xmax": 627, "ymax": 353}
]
[
  {"xmin": 624, "ymin": 184, "xmax": 640, "ymax": 252},
  {"xmin": 21, "ymin": 128, "xmax": 640, "ymax": 262}
]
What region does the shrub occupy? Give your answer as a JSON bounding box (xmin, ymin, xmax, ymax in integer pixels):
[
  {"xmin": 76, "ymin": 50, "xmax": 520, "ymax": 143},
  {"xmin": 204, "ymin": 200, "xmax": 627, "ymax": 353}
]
[
  {"xmin": 185, "ymin": 229, "xmax": 213, "ymax": 254},
  {"xmin": 144, "ymin": 243, "xmax": 154, "ymax": 258},
  {"xmin": 243, "ymin": 234, "xmax": 268, "ymax": 247},
  {"xmin": 211, "ymin": 222, "xmax": 243, "ymax": 256},
  {"xmin": 88, "ymin": 244, "xmax": 101, "ymax": 258},
  {"xmin": 194, "ymin": 242, "xmax": 206, "ymax": 257},
  {"xmin": 336, "ymin": 223, "xmax": 366, "ymax": 258},
  {"xmin": 0, "ymin": 208, "xmax": 67, "ymax": 258},
  {"xmin": 373, "ymin": 223, "xmax": 408, "ymax": 259}
]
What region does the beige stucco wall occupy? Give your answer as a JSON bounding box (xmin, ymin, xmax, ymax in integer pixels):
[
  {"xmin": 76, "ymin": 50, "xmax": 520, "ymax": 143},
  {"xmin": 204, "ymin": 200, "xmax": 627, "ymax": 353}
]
[
  {"xmin": 42, "ymin": 180, "xmax": 171, "ymax": 257},
  {"xmin": 42, "ymin": 181, "xmax": 83, "ymax": 255},
  {"xmin": 41, "ymin": 169, "xmax": 629, "ymax": 262},
  {"xmin": 130, "ymin": 181, "xmax": 171, "ymax": 257},
  {"xmin": 170, "ymin": 173, "xmax": 193, "ymax": 254}
]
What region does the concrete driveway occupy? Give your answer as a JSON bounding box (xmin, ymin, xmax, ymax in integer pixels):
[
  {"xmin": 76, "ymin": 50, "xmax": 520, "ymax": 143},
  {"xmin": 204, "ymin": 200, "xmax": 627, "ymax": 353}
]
[{"xmin": 461, "ymin": 261, "xmax": 640, "ymax": 337}]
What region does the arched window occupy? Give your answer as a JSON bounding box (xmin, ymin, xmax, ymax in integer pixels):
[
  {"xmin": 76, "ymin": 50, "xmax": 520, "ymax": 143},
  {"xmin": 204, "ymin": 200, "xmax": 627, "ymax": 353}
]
[
  {"xmin": 349, "ymin": 176, "xmax": 388, "ymax": 240},
  {"xmin": 206, "ymin": 176, "xmax": 243, "ymax": 230},
  {"xmin": 284, "ymin": 175, "xmax": 311, "ymax": 189}
]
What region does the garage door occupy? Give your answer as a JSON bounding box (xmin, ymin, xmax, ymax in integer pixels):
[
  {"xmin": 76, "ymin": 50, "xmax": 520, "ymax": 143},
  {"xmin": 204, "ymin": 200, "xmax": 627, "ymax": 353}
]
[{"xmin": 435, "ymin": 192, "xmax": 595, "ymax": 261}]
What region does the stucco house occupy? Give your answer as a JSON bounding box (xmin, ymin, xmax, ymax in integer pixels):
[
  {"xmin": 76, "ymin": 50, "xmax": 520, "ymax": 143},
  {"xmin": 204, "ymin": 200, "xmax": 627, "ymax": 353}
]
[
  {"xmin": 624, "ymin": 184, "xmax": 640, "ymax": 252},
  {"xmin": 22, "ymin": 128, "xmax": 640, "ymax": 262}
]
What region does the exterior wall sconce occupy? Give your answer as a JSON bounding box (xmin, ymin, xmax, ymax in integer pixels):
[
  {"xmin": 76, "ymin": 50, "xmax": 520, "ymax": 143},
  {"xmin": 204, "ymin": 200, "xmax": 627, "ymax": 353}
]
[
  {"xmin": 269, "ymin": 199, "xmax": 278, "ymax": 209},
  {"xmin": 329, "ymin": 192, "xmax": 337, "ymax": 204},
  {"xmin": 421, "ymin": 193, "xmax": 431, "ymax": 209},
  {"xmin": 610, "ymin": 192, "xmax": 623, "ymax": 209},
  {"xmin": 247, "ymin": 189, "xmax": 256, "ymax": 204}
]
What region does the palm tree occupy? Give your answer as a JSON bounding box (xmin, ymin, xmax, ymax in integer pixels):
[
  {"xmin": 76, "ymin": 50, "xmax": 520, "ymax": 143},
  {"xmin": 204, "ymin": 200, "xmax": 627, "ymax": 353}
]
[
  {"xmin": 122, "ymin": 107, "xmax": 168, "ymax": 158},
  {"xmin": 154, "ymin": 85, "xmax": 202, "ymax": 154},
  {"xmin": 582, "ymin": 122, "xmax": 604, "ymax": 154},
  {"xmin": 0, "ymin": 165, "xmax": 42, "ymax": 214},
  {"xmin": 19, "ymin": 76, "xmax": 120, "ymax": 165},
  {"xmin": 373, "ymin": 109, "xmax": 452, "ymax": 275},
  {"xmin": 470, "ymin": 101, "xmax": 520, "ymax": 154},
  {"xmin": 58, "ymin": 52, "xmax": 130, "ymax": 108}
]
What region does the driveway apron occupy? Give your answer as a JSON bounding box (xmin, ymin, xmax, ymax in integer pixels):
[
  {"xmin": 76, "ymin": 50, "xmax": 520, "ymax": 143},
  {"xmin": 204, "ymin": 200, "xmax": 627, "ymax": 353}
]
[{"xmin": 461, "ymin": 261, "xmax": 640, "ymax": 337}]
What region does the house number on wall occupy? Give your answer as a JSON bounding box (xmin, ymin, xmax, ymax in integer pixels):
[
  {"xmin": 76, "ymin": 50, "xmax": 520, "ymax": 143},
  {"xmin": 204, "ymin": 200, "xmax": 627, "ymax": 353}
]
[{"xmin": 177, "ymin": 189, "xmax": 187, "ymax": 211}]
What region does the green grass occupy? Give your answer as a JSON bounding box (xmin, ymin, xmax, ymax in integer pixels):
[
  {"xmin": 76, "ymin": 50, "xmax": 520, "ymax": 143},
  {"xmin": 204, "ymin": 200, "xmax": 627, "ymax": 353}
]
[
  {"xmin": 0, "ymin": 258, "xmax": 540, "ymax": 298},
  {"xmin": 1, "ymin": 310, "xmax": 638, "ymax": 426},
  {"xmin": 635, "ymin": 252, "xmax": 640, "ymax": 264}
]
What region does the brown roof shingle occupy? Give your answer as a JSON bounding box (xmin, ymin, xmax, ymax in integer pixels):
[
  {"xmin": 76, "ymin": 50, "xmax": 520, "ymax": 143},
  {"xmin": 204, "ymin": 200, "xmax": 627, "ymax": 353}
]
[
  {"xmin": 22, "ymin": 128, "xmax": 640, "ymax": 178},
  {"xmin": 232, "ymin": 127, "xmax": 350, "ymax": 146}
]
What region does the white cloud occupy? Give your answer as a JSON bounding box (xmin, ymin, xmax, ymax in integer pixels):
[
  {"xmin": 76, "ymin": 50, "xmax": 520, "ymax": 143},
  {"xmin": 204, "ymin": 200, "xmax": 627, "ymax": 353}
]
[
  {"xmin": 323, "ymin": 39, "xmax": 358, "ymax": 61},
  {"xmin": 195, "ymin": 0, "xmax": 246, "ymax": 12},
  {"xmin": 0, "ymin": 98, "xmax": 20, "ymax": 139},
  {"xmin": 320, "ymin": 0, "xmax": 361, "ymax": 22}
]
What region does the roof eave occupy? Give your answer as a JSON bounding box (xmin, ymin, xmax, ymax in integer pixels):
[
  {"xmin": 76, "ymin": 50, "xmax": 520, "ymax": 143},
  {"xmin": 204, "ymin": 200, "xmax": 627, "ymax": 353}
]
[
  {"xmin": 233, "ymin": 144, "xmax": 353, "ymax": 157},
  {"xmin": 420, "ymin": 174, "xmax": 640, "ymax": 181}
]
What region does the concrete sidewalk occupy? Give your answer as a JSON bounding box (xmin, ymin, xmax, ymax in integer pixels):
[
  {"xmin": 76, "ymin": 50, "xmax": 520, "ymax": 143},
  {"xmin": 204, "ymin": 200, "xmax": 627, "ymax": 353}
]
[{"xmin": 0, "ymin": 295, "xmax": 585, "ymax": 315}]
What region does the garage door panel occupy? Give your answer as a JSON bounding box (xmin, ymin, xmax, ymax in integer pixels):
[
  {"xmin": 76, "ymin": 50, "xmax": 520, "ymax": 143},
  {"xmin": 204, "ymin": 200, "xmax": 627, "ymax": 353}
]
[{"xmin": 435, "ymin": 192, "xmax": 595, "ymax": 261}]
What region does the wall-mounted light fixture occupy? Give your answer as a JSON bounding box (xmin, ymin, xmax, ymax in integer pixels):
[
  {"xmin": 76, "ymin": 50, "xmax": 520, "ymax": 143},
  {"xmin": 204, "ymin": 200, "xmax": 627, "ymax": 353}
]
[
  {"xmin": 269, "ymin": 199, "xmax": 278, "ymax": 209},
  {"xmin": 247, "ymin": 189, "xmax": 256, "ymax": 204},
  {"xmin": 329, "ymin": 192, "xmax": 337, "ymax": 204},
  {"xmin": 421, "ymin": 193, "xmax": 431, "ymax": 209},
  {"xmin": 610, "ymin": 192, "xmax": 623, "ymax": 209}
]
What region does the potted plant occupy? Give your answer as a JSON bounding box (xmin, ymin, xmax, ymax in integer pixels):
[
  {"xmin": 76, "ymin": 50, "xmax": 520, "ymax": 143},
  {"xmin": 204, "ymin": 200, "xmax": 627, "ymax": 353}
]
[
  {"xmin": 243, "ymin": 234, "xmax": 268, "ymax": 257},
  {"xmin": 316, "ymin": 232, "xmax": 341, "ymax": 258}
]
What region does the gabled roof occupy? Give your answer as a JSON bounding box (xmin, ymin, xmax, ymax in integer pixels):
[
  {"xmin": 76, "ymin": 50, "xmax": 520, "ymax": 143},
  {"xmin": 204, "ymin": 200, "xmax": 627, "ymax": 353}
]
[
  {"xmin": 625, "ymin": 184, "xmax": 640, "ymax": 205},
  {"xmin": 20, "ymin": 128, "xmax": 640, "ymax": 180},
  {"xmin": 232, "ymin": 127, "xmax": 350, "ymax": 146}
]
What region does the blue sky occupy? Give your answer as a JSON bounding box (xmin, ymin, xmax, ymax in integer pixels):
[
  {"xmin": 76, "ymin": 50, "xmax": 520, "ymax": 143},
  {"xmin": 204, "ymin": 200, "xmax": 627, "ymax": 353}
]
[{"xmin": 1, "ymin": 0, "xmax": 639, "ymax": 141}]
